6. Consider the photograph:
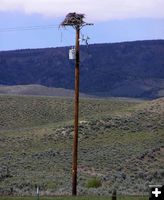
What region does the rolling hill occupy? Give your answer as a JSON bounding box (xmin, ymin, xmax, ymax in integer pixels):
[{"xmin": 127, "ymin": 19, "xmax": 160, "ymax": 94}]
[
  {"xmin": 0, "ymin": 95, "xmax": 163, "ymax": 196},
  {"xmin": 0, "ymin": 95, "xmax": 138, "ymax": 130},
  {"xmin": 0, "ymin": 84, "xmax": 88, "ymax": 97},
  {"xmin": 0, "ymin": 40, "xmax": 164, "ymax": 99}
]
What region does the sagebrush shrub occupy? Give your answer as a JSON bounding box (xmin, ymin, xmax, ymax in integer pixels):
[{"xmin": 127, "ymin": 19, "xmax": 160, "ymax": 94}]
[{"xmin": 86, "ymin": 177, "xmax": 102, "ymax": 188}]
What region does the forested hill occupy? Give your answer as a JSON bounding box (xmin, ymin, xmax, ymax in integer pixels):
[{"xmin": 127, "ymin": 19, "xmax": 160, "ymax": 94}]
[{"xmin": 0, "ymin": 40, "xmax": 164, "ymax": 99}]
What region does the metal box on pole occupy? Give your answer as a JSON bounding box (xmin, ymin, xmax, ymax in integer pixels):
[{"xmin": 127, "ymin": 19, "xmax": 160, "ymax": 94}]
[{"xmin": 69, "ymin": 47, "xmax": 76, "ymax": 60}]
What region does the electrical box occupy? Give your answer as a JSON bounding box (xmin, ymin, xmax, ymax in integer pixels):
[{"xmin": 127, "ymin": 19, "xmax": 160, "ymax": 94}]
[{"xmin": 69, "ymin": 48, "xmax": 76, "ymax": 60}]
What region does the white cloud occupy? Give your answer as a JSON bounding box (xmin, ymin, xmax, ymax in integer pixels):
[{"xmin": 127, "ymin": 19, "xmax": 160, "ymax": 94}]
[{"xmin": 0, "ymin": 0, "xmax": 164, "ymax": 21}]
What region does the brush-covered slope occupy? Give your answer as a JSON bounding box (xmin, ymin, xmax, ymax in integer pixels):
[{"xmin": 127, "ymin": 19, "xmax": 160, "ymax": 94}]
[
  {"xmin": 0, "ymin": 84, "xmax": 88, "ymax": 97},
  {"xmin": 0, "ymin": 95, "xmax": 137, "ymax": 130},
  {"xmin": 0, "ymin": 40, "xmax": 164, "ymax": 99},
  {"xmin": 0, "ymin": 95, "xmax": 163, "ymax": 196}
]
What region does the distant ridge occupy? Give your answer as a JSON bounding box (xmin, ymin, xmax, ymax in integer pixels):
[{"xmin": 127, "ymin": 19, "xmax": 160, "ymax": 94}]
[{"xmin": 0, "ymin": 40, "xmax": 164, "ymax": 99}]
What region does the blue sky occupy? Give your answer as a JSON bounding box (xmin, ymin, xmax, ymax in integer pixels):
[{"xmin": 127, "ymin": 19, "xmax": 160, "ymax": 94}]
[{"xmin": 0, "ymin": 0, "xmax": 164, "ymax": 51}]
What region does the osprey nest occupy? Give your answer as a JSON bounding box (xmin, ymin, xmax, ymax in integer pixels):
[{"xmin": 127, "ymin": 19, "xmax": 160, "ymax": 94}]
[{"xmin": 60, "ymin": 12, "xmax": 85, "ymax": 27}]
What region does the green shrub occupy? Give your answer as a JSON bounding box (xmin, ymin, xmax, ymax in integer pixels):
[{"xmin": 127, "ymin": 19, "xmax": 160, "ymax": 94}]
[{"xmin": 86, "ymin": 177, "xmax": 102, "ymax": 188}]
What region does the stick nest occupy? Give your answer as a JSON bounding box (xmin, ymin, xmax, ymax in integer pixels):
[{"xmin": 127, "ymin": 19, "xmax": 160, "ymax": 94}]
[{"xmin": 60, "ymin": 12, "xmax": 85, "ymax": 27}]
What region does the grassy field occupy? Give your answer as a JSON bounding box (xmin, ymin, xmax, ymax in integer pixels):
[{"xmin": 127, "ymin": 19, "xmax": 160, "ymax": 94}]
[
  {"xmin": 0, "ymin": 196, "xmax": 148, "ymax": 200},
  {"xmin": 0, "ymin": 95, "xmax": 163, "ymax": 197}
]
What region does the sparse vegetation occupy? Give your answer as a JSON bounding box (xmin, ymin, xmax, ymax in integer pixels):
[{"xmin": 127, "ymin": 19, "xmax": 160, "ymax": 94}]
[
  {"xmin": 0, "ymin": 95, "xmax": 138, "ymax": 130},
  {"xmin": 0, "ymin": 196, "xmax": 148, "ymax": 200},
  {"xmin": 0, "ymin": 95, "xmax": 163, "ymax": 197}
]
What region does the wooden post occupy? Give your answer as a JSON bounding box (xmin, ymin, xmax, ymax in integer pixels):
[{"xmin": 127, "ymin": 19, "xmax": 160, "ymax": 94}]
[
  {"xmin": 112, "ymin": 189, "xmax": 117, "ymax": 200},
  {"xmin": 36, "ymin": 186, "xmax": 39, "ymax": 200},
  {"xmin": 72, "ymin": 26, "xmax": 80, "ymax": 196},
  {"xmin": 60, "ymin": 13, "xmax": 93, "ymax": 196}
]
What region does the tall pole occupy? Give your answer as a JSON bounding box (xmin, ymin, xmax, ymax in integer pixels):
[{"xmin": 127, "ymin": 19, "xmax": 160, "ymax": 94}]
[
  {"xmin": 72, "ymin": 25, "xmax": 80, "ymax": 196},
  {"xmin": 60, "ymin": 13, "xmax": 93, "ymax": 196}
]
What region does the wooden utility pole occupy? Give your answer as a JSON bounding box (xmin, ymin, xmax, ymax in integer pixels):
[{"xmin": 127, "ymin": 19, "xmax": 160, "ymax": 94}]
[
  {"xmin": 72, "ymin": 26, "xmax": 80, "ymax": 195},
  {"xmin": 60, "ymin": 13, "xmax": 93, "ymax": 196}
]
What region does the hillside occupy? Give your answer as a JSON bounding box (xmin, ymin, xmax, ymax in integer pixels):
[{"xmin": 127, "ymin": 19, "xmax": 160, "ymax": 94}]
[
  {"xmin": 0, "ymin": 40, "xmax": 164, "ymax": 99},
  {"xmin": 0, "ymin": 95, "xmax": 137, "ymax": 130},
  {"xmin": 0, "ymin": 95, "xmax": 163, "ymax": 196},
  {"xmin": 0, "ymin": 84, "xmax": 88, "ymax": 97}
]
